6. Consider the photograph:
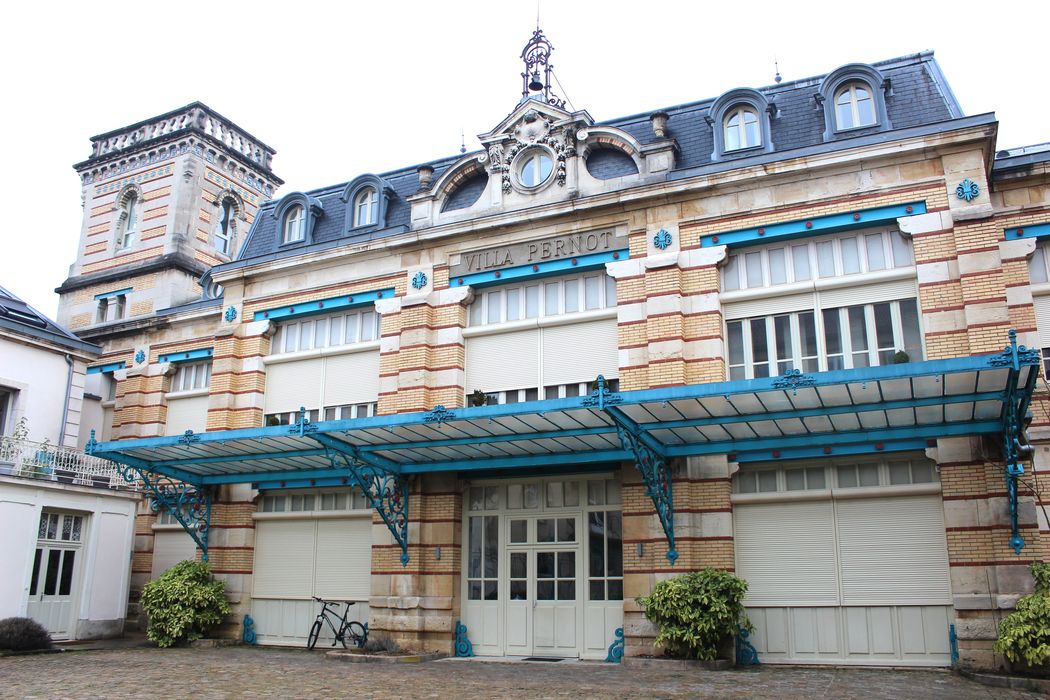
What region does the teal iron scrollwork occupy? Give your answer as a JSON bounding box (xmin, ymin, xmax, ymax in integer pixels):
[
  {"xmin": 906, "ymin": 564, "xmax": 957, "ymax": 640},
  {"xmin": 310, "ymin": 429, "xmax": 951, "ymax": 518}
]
[
  {"xmin": 605, "ymin": 627, "xmax": 625, "ymax": 662},
  {"xmin": 242, "ymin": 614, "xmax": 257, "ymax": 645},
  {"xmin": 454, "ymin": 620, "xmax": 475, "ymax": 657},
  {"xmin": 735, "ymin": 624, "xmax": 760, "ymax": 665},
  {"xmin": 324, "ymin": 448, "xmax": 410, "ymax": 566}
]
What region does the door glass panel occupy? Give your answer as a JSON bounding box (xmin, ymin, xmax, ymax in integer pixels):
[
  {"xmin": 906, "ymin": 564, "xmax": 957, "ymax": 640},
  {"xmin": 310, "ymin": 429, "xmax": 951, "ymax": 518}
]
[
  {"xmin": 510, "ymin": 581, "xmax": 527, "ymax": 600},
  {"xmin": 557, "ymin": 518, "xmax": 575, "ymax": 542},
  {"xmin": 606, "ymin": 481, "xmax": 621, "ymax": 505},
  {"xmin": 484, "ymin": 486, "xmax": 501, "ymax": 510},
  {"xmin": 61, "ymin": 516, "xmax": 73, "ymax": 541},
  {"xmin": 546, "ymin": 482, "xmax": 563, "ymax": 508},
  {"xmin": 29, "ymin": 549, "xmax": 41, "ymax": 596},
  {"xmin": 750, "ymin": 318, "xmax": 769, "ymax": 378},
  {"xmin": 537, "ymin": 518, "xmax": 555, "ymax": 543},
  {"xmin": 510, "ymin": 519, "xmax": 527, "ymax": 544},
  {"xmin": 557, "ymin": 551, "xmax": 575, "ymax": 578},
  {"xmin": 484, "ymin": 581, "xmax": 497, "ymax": 601},
  {"xmin": 557, "ymin": 580, "xmax": 575, "ymax": 600},
  {"xmin": 468, "ymin": 518, "xmax": 482, "ymax": 578},
  {"xmin": 607, "ymin": 580, "xmax": 623, "ymax": 600},
  {"xmin": 59, "ymin": 550, "xmax": 76, "ymax": 596},
  {"xmin": 43, "ymin": 550, "xmax": 61, "ymax": 595},
  {"xmin": 537, "ymin": 581, "xmax": 555, "ymax": 600},
  {"xmin": 507, "ymin": 484, "xmax": 523, "ymax": 509},
  {"xmin": 483, "ymin": 516, "xmax": 498, "ymax": 578},
  {"xmin": 589, "ymin": 512, "xmax": 605, "ymax": 578},
  {"xmin": 469, "ymin": 487, "xmax": 484, "ymax": 511},
  {"xmin": 587, "ymin": 481, "xmax": 605, "ymax": 505},
  {"xmin": 563, "ymin": 481, "xmax": 579, "ymax": 507},
  {"xmin": 537, "ymin": 552, "xmax": 555, "ymax": 579},
  {"xmin": 607, "ymin": 512, "xmax": 623, "ymax": 577},
  {"xmin": 509, "ymin": 551, "xmax": 527, "ymax": 600}
]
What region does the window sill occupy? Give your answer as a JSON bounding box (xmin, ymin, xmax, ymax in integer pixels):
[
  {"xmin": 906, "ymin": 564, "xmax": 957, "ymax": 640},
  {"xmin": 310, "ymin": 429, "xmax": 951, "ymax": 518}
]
[
  {"xmin": 720, "ymin": 266, "xmax": 916, "ymax": 303},
  {"xmin": 165, "ymin": 388, "xmax": 209, "ymax": 400},
  {"xmin": 1031, "ymin": 282, "xmax": 1050, "ymax": 298},
  {"xmin": 101, "ymin": 400, "xmax": 116, "ymax": 409},
  {"xmin": 463, "ymin": 307, "xmax": 617, "ymax": 338},
  {"xmin": 264, "ymin": 339, "xmax": 381, "ymax": 365}
]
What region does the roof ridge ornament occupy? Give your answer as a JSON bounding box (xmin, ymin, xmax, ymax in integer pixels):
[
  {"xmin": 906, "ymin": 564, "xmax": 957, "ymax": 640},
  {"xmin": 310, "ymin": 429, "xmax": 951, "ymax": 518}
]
[{"xmin": 520, "ymin": 27, "xmax": 566, "ymax": 109}]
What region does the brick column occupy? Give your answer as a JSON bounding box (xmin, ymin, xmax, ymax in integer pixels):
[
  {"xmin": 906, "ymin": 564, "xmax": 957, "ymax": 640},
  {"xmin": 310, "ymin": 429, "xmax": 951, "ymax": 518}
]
[{"xmin": 207, "ymin": 320, "xmax": 272, "ymax": 431}]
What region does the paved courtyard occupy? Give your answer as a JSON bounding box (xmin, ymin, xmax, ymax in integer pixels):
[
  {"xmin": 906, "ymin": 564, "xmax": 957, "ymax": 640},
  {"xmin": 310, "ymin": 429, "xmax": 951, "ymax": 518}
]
[{"xmin": 0, "ymin": 647, "xmax": 1041, "ymax": 699}]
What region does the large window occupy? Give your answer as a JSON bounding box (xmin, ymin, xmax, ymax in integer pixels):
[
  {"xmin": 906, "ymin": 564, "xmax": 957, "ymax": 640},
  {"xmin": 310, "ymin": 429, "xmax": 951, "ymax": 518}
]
[
  {"xmin": 266, "ymin": 402, "xmax": 376, "ymax": 427},
  {"xmin": 95, "ymin": 293, "xmax": 127, "ymax": 324},
  {"xmin": 213, "ymin": 197, "xmax": 235, "ymax": 255},
  {"xmin": 271, "ymin": 308, "xmax": 379, "ymax": 355},
  {"xmin": 353, "ymin": 187, "xmax": 378, "ymax": 227},
  {"xmin": 727, "ymin": 298, "xmax": 922, "ymax": 380},
  {"xmin": 722, "ymin": 229, "xmax": 913, "ymax": 292},
  {"xmin": 467, "ymin": 272, "xmax": 616, "ymax": 327},
  {"xmin": 734, "ymin": 455, "xmax": 937, "ymax": 494},
  {"xmin": 834, "ymin": 82, "xmax": 876, "ymax": 130},
  {"xmin": 724, "ymin": 106, "xmax": 761, "ymax": 151},
  {"xmin": 171, "ymin": 361, "xmax": 212, "ymax": 392},
  {"xmin": 117, "ymin": 192, "xmax": 139, "ymax": 251},
  {"xmin": 474, "ymin": 379, "xmax": 620, "ymax": 406}
]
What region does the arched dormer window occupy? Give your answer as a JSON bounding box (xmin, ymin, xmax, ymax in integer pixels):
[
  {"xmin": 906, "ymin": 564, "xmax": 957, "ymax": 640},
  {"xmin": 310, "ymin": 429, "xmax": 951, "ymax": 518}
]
[
  {"xmin": 817, "ymin": 63, "xmax": 891, "ymax": 141},
  {"xmin": 283, "ymin": 205, "xmax": 305, "ymax": 243},
  {"xmin": 724, "ymin": 106, "xmax": 761, "ymax": 151},
  {"xmin": 113, "ymin": 186, "xmax": 142, "ymax": 251},
  {"xmin": 212, "ymin": 190, "xmax": 245, "ymax": 256},
  {"xmin": 354, "ymin": 187, "xmax": 378, "ymax": 227},
  {"xmin": 707, "ymin": 88, "xmax": 774, "ymax": 161},
  {"xmin": 341, "ymin": 175, "xmax": 396, "ymax": 233},
  {"xmin": 272, "ymin": 193, "xmax": 324, "ymax": 246}
]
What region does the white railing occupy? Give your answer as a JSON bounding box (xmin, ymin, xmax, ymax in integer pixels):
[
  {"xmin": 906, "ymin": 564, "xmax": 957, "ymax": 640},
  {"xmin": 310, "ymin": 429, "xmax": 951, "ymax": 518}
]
[{"xmin": 0, "ymin": 437, "xmax": 130, "ymax": 490}]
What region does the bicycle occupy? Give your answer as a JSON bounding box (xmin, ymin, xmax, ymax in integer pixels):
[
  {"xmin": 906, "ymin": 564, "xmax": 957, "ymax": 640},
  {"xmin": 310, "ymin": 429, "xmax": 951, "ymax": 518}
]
[{"xmin": 307, "ymin": 596, "xmax": 369, "ymax": 650}]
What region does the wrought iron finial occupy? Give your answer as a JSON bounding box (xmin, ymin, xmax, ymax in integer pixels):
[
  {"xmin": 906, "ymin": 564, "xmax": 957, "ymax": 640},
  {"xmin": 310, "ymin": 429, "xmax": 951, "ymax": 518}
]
[
  {"xmin": 520, "ymin": 28, "xmax": 565, "ymax": 109},
  {"xmin": 86, "ymin": 429, "xmax": 97, "ymax": 455},
  {"xmin": 774, "ymin": 57, "xmax": 782, "ymax": 84}
]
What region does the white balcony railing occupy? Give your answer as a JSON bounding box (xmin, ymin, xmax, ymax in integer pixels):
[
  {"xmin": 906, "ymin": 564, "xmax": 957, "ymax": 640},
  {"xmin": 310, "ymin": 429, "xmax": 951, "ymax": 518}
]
[{"xmin": 0, "ymin": 437, "xmax": 129, "ymax": 490}]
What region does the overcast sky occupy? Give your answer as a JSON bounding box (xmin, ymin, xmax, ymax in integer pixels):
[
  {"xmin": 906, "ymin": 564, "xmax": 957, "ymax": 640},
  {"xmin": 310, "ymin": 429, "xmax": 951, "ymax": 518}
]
[{"xmin": 2, "ymin": 0, "xmax": 1045, "ymax": 318}]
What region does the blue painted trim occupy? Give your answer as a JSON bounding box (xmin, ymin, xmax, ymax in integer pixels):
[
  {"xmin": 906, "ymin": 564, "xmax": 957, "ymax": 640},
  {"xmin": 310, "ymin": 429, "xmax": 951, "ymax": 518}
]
[
  {"xmin": 204, "ymin": 467, "xmax": 349, "ymax": 486},
  {"xmin": 251, "ymin": 287, "xmax": 395, "ymax": 322},
  {"xmin": 94, "ymin": 287, "xmax": 132, "ymax": 300},
  {"xmin": 1005, "ymin": 222, "xmax": 1050, "ymax": 241},
  {"xmin": 451, "ymin": 249, "xmax": 628, "ymax": 289},
  {"xmin": 158, "ymin": 347, "xmax": 214, "ymax": 364},
  {"xmin": 735, "ymin": 438, "xmax": 930, "ymax": 463},
  {"xmin": 699, "ymin": 202, "xmax": 927, "ymax": 249},
  {"xmin": 252, "ymin": 477, "xmax": 358, "ymax": 490},
  {"xmin": 86, "ymin": 361, "xmax": 126, "ymax": 374}
]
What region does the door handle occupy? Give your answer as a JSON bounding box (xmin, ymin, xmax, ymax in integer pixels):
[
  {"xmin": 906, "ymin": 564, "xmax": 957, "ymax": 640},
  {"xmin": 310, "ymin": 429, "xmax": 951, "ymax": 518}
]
[{"xmin": 532, "ymin": 599, "xmax": 537, "ymax": 609}]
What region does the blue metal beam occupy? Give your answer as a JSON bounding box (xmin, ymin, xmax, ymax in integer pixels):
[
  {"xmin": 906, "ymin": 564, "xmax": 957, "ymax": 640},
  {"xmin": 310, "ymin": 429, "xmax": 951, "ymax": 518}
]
[
  {"xmin": 252, "ymin": 287, "xmax": 395, "ymax": 322},
  {"xmin": 735, "ymin": 438, "xmax": 931, "ymax": 463},
  {"xmin": 86, "ymin": 361, "xmax": 126, "ymax": 375},
  {"xmin": 158, "ymin": 347, "xmax": 213, "ymax": 364},
  {"xmin": 451, "ymin": 249, "xmax": 628, "ymax": 289},
  {"xmin": 399, "ymin": 448, "xmax": 632, "ymax": 474},
  {"xmin": 1004, "ymin": 222, "xmax": 1050, "ymax": 242},
  {"xmin": 358, "ymin": 425, "xmax": 616, "ymax": 453},
  {"xmin": 154, "ymin": 448, "xmax": 329, "ymax": 469},
  {"xmin": 202, "ymin": 467, "xmax": 351, "ymax": 486}
]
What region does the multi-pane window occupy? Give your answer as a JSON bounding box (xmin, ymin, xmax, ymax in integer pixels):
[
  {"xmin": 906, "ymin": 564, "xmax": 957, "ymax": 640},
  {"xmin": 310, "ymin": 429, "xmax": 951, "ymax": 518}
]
[
  {"xmin": 834, "ymin": 82, "xmax": 876, "ymax": 130},
  {"xmin": 271, "ymin": 309, "xmax": 379, "ymax": 355},
  {"xmin": 353, "ymin": 188, "xmax": 378, "ymax": 227},
  {"xmin": 1029, "ymin": 243, "xmax": 1050, "ymax": 284},
  {"xmin": 724, "ymin": 106, "xmax": 760, "ymax": 151},
  {"xmin": 95, "ymin": 294, "xmax": 127, "ymax": 324},
  {"xmin": 734, "ymin": 457, "xmax": 936, "ymax": 494},
  {"xmin": 467, "ymin": 272, "xmax": 616, "ymax": 327},
  {"xmin": 265, "ymin": 408, "xmax": 319, "ymax": 426},
  {"xmin": 265, "ymin": 403, "xmax": 376, "ymax": 427},
  {"xmin": 117, "ymin": 193, "xmax": 139, "ymax": 250},
  {"xmin": 172, "ymin": 361, "xmax": 212, "ymax": 392},
  {"xmin": 259, "ymin": 488, "xmax": 369, "ymax": 513},
  {"xmin": 282, "ymin": 204, "xmax": 305, "ymax": 243},
  {"xmin": 467, "ymin": 515, "xmax": 498, "ymax": 600},
  {"xmin": 474, "ymin": 379, "xmax": 619, "ymax": 406},
  {"xmin": 38, "ymin": 512, "xmax": 83, "ymax": 542},
  {"xmin": 727, "ymin": 298, "xmax": 922, "ymax": 379},
  {"xmin": 587, "ymin": 510, "xmax": 623, "ymax": 601},
  {"xmin": 722, "ymin": 229, "xmax": 913, "ymax": 292}
]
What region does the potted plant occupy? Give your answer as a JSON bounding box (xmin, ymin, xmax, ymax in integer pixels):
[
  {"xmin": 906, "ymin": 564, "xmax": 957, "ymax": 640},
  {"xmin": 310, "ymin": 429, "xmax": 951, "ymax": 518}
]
[{"xmin": 468, "ymin": 389, "xmax": 490, "ymax": 407}]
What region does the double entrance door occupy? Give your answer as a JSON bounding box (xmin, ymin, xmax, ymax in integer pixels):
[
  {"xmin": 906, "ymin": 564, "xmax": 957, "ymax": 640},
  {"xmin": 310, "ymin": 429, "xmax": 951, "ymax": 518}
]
[
  {"xmin": 26, "ymin": 512, "xmax": 84, "ymax": 639},
  {"xmin": 504, "ymin": 515, "xmax": 580, "ymax": 657}
]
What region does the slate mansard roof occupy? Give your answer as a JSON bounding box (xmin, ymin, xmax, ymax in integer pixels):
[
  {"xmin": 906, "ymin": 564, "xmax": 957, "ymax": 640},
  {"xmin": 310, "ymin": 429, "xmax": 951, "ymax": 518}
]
[
  {"xmin": 0, "ymin": 285, "xmax": 100, "ymax": 356},
  {"xmin": 229, "ymin": 51, "xmax": 966, "ymax": 268}
]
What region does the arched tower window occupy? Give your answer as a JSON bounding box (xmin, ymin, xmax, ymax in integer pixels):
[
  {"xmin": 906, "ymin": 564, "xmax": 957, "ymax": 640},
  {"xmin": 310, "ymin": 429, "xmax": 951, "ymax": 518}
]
[
  {"xmin": 117, "ymin": 192, "xmax": 139, "ymax": 250},
  {"xmin": 214, "ymin": 197, "xmax": 235, "ymax": 255}
]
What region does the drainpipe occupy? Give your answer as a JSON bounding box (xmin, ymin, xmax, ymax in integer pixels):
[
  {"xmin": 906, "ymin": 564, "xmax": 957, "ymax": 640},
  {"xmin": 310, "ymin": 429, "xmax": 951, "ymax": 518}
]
[{"xmin": 58, "ymin": 354, "xmax": 74, "ymax": 447}]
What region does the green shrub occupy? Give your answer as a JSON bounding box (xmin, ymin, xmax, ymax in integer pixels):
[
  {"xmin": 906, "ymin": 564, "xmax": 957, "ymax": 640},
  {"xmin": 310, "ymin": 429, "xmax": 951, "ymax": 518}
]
[
  {"xmin": 636, "ymin": 568, "xmax": 751, "ymax": 661},
  {"xmin": 140, "ymin": 560, "xmax": 231, "ymax": 648},
  {"xmin": 0, "ymin": 617, "xmax": 52, "ymax": 651},
  {"xmin": 995, "ymin": 562, "xmax": 1050, "ymax": 667}
]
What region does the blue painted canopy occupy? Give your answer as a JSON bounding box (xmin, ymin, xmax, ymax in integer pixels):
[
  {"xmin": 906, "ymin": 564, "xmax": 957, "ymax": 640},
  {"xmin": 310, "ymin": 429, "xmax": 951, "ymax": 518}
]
[{"xmin": 89, "ymin": 345, "xmax": 1038, "ymax": 489}]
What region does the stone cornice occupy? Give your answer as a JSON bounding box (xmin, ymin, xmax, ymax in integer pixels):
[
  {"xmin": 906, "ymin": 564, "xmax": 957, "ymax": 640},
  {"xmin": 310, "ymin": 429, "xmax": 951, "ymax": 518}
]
[{"xmin": 55, "ymin": 253, "xmax": 209, "ymax": 295}]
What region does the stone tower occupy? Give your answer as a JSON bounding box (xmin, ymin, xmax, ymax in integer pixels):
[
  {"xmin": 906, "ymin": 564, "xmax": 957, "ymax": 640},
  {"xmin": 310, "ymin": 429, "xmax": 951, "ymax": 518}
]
[{"xmin": 56, "ymin": 103, "xmax": 282, "ymax": 341}]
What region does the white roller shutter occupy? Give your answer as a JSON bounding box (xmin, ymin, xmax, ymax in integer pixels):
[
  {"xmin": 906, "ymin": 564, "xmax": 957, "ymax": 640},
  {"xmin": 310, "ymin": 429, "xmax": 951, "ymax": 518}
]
[
  {"xmin": 541, "ymin": 320, "xmax": 619, "ymax": 386},
  {"xmin": 724, "ymin": 292, "xmax": 816, "ymax": 320},
  {"xmin": 323, "ymin": 352, "xmax": 380, "ymax": 407},
  {"xmin": 818, "ymin": 278, "xmax": 918, "ymax": 308},
  {"xmin": 465, "ymin": 329, "xmax": 539, "ymax": 392},
  {"xmin": 1034, "ymin": 295, "xmax": 1050, "ymax": 347},
  {"xmin": 151, "ymin": 530, "xmax": 197, "ymax": 578},
  {"xmin": 253, "ymin": 520, "xmax": 315, "ymax": 597},
  {"xmin": 314, "ymin": 519, "xmax": 372, "ymax": 600},
  {"xmin": 835, "ymin": 495, "xmax": 951, "ymax": 605},
  {"xmin": 734, "ymin": 501, "xmax": 839, "ymax": 606},
  {"xmin": 264, "ymin": 359, "xmax": 323, "ymax": 414},
  {"xmin": 164, "ymin": 396, "xmax": 210, "ymax": 436}
]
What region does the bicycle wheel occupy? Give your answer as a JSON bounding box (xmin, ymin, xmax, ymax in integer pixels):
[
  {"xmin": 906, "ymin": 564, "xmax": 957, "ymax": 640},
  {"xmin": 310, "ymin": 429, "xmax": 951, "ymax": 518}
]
[
  {"xmin": 307, "ymin": 619, "xmax": 323, "ymax": 650},
  {"xmin": 346, "ymin": 621, "xmax": 368, "ymax": 649}
]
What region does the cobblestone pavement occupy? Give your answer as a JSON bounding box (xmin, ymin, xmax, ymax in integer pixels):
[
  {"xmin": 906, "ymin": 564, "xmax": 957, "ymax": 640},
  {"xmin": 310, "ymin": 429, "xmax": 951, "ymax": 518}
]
[{"xmin": 1, "ymin": 647, "xmax": 1041, "ymax": 699}]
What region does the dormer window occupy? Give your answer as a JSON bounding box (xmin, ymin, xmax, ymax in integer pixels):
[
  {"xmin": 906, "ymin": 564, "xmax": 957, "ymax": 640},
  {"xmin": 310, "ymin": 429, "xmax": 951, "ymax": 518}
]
[
  {"xmin": 354, "ymin": 187, "xmax": 378, "ymax": 227},
  {"xmin": 835, "ymin": 82, "xmax": 876, "ymax": 130},
  {"xmin": 117, "ymin": 192, "xmax": 139, "ymax": 251},
  {"xmin": 724, "ymin": 106, "xmax": 761, "ymax": 151},
  {"xmin": 519, "ymin": 150, "xmax": 553, "ymax": 188},
  {"xmin": 283, "ymin": 205, "xmax": 305, "ymax": 243}
]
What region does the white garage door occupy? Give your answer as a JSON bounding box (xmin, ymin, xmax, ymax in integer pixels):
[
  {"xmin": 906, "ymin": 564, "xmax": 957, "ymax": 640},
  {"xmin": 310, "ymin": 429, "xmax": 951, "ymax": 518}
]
[
  {"xmin": 252, "ymin": 512, "xmax": 372, "ymax": 647},
  {"xmin": 151, "ymin": 529, "xmax": 197, "ymax": 579},
  {"xmin": 734, "ymin": 458, "xmax": 952, "ymax": 666}
]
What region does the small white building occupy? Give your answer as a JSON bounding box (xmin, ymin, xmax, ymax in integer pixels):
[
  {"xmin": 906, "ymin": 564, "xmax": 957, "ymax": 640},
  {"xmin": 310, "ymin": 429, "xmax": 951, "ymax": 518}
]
[{"xmin": 0, "ymin": 284, "xmax": 137, "ymax": 640}]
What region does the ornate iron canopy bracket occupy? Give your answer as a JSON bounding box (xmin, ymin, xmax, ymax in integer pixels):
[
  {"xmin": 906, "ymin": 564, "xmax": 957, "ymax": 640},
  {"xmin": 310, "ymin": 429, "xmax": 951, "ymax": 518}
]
[
  {"xmin": 588, "ymin": 375, "xmax": 678, "ymax": 565},
  {"xmin": 311, "ymin": 435, "xmax": 411, "ymax": 566},
  {"xmin": 990, "ymin": 330, "xmax": 1040, "ymax": 554}
]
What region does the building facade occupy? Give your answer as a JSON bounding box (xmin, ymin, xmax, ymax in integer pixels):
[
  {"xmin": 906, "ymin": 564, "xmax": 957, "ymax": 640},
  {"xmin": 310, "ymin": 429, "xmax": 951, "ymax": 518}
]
[{"xmin": 59, "ymin": 34, "xmax": 1050, "ymax": 669}]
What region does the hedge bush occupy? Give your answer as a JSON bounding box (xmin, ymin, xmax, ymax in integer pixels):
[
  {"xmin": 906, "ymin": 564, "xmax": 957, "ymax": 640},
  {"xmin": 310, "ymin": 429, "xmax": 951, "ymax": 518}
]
[
  {"xmin": 0, "ymin": 617, "xmax": 52, "ymax": 651},
  {"xmin": 140, "ymin": 560, "xmax": 230, "ymax": 648},
  {"xmin": 636, "ymin": 568, "xmax": 751, "ymax": 661},
  {"xmin": 995, "ymin": 562, "xmax": 1050, "ymax": 667}
]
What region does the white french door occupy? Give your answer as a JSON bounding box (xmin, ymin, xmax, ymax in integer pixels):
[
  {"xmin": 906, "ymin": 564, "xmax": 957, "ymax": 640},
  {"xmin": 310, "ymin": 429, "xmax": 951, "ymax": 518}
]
[{"xmin": 26, "ymin": 512, "xmax": 84, "ymax": 639}]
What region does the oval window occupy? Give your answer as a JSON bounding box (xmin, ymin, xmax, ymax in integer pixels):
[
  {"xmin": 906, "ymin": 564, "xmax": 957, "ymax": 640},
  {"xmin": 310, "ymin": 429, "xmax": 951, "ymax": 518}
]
[{"xmin": 519, "ymin": 151, "xmax": 553, "ymax": 188}]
